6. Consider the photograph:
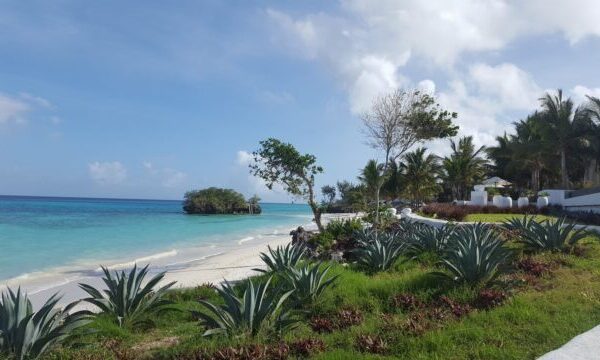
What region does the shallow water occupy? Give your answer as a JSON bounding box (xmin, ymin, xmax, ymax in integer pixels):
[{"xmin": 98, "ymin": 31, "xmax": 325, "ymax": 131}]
[{"xmin": 0, "ymin": 196, "xmax": 311, "ymax": 282}]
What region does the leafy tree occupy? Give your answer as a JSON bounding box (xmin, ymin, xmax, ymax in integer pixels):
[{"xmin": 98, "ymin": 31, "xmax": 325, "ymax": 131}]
[
  {"xmin": 250, "ymin": 138, "xmax": 325, "ymax": 231},
  {"xmin": 401, "ymin": 147, "xmax": 441, "ymax": 206},
  {"xmin": 361, "ymin": 89, "xmax": 458, "ymax": 224},
  {"xmin": 321, "ymin": 185, "xmax": 336, "ymax": 205},
  {"xmin": 358, "ymin": 160, "xmax": 387, "ymax": 204},
  {"xmin": 441, "ymin": 136, "xmax": 488, "ymax": 200},
  {"xmin": 381, "ymin": 160, "xmax": 403, "ymax": 200},
  {"xmin": 538, "ymin": 89, "xmax": 588, "ymax": 189}
]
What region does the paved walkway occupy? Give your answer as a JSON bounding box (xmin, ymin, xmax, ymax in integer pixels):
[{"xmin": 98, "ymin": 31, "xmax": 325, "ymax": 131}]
[{"xmin": 399, "ymin": 209, "xmax": 600, "ymax": 360}]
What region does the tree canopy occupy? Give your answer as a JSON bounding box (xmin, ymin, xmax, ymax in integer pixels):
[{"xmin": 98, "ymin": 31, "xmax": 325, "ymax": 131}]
[{"xmin": 183, "ymin": 187, "xmax": 260, "ymax": 215}]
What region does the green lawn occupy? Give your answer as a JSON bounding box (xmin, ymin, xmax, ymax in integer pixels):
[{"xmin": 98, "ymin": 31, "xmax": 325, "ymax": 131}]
[
  {"xmin": 44, "ymin": 234, "xmax": 600, "ymax": 360},
  {"xmin": 464, "ymin": 213, "xmax": 557, "ymax": 223}
]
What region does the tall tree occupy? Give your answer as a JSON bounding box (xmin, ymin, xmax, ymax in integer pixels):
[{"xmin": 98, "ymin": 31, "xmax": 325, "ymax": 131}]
[
  {"xmin": 538, "ymin": 89, "xmax": 588, "ymax": 189},
  {"xmin": 441, "ymin": 136, "xmax": 488, "ymax": 200},
  {"xmin": 510, "ymin": 113, "xmax": 551, "ymax": 192},
  {"xmin": 250, "ymin": 138, "xmax": 325, "ymax": 231},
  {"xmin": 321, "ymin": 185, "xmax": 336, "ymax": 205},
  {"xmin": 361, "ymin": 88, "xmax": 458, "ymax": 223},
  {"xmin": 400, "ymin": 148, "xmax": 441, "ymax": 206},
  {"xmin": 358, "ymin": 160, "xmax": 387, "ymax": 205}
]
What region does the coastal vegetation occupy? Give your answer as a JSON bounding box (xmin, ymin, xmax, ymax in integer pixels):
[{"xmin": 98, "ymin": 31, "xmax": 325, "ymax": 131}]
[
  {"xmin": 28, "ymin": 215, "xmax": 600, "ymax": 359},
  {"xmin": 183, "ymin": 188, "xmax": 261, "ymax": 215}
]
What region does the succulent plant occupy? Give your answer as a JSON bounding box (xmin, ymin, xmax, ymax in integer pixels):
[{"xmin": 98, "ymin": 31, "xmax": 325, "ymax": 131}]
[
  {"xmin": 0, "ymin": 287, "xmax": 90, "ymax": 360},
  {"xmin": 194, "ymin": 277, "xmax": 297, "ymax": 337},
  {"xmin": 254, "ymin": 243, "xmax": 306, "ymax": 274},
  {"xmin": 282, "ymin": 262, "xmax": 338, "ymax": 306},
  {"xmin": 438, "ymin": 223, "xmax": 512, "ymax": 285},
  {"xmin": 79, "ymin": 264, "xmax": 176, "ymax": 328},
  {"xmin": 505, "ymin": 216, "xmax": 588, "ymax": 252}
]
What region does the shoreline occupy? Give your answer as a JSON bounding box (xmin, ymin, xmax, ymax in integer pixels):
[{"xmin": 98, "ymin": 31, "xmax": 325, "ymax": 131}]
[{"xmin": 14, "ymin": 213, "xmax": 359, "ymax": 309}]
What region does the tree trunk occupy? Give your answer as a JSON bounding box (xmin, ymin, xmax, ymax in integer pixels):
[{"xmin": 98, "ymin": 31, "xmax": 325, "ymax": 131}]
[
  {"xmin": 560, "ymin": 149, "xmax": 569, "ymax": 189},
  {"xmin": 307, "ymin": 182, "xmax": 324, "ymax": 232},
  {"xmin": 531, "ymin": 167, "xmax": 540, "ymax": 192}
]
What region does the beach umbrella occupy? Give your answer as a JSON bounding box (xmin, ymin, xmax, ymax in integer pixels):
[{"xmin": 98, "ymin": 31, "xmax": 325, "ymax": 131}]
[{"xmin": 482, "ymin": 176, "xmax": 512, "ymax": 188}]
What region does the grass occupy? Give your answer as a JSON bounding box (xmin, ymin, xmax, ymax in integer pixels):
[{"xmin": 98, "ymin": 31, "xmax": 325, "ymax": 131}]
[
  {"xmin": 464, "ymin": 213, "xmax": 557, "ymax": 223},
  {"xmin": 37, "ymin": 235, "xmax": 600, "ymax": 360}
]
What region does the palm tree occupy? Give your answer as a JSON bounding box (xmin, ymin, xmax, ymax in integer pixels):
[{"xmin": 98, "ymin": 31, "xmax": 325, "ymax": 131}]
[
  {"xmin": 538, "ymin": 89, "xmax": 588, "ymax": 189},
  {"xmin": 580, "ymin": 96, "xmax": 600, "ymax": 186},
  {"xmin": 381, "ymin": 160, "xmax": 403, "ymax": 200},
  {"xmin": 358, "ymin": 159, "xmax": 387, "ymax": 224},
  {"xmin": 441, "ymin": 136, "xmax": 488, "ymax": 200},
  {"xmin": 401, "ymin": 148, "xmax": 441, "ymax": 206}
]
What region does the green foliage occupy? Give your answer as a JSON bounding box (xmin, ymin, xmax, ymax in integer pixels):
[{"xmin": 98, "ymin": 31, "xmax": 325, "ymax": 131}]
[
  {"xmin": 438, "ymin": 223, "xmax": 512, "ymax": 285},
  {"xmin": 250, "ymin": 138, "xmax": 324, "ymax": 230},
  {"xmin": 79, "ymin": 265, "xmax": 176, "ymax": 328},
  {"xmin": 183, "ymin": 187, "xmax": 258, "ymax": 214},
  {"xmin": 355, "ymin": 231, "xmax": 407, "ymax": 272},
  {"xmin": 409, "ymin": 223, "xmax": 454, "ymax": 255},
  {"xmin": 194, "ymin": 277, "xmax": 297, "ymax": 338},
  {"xmin": 401, "ymin": 147, "xmax": 442, "ymax": 205},
  {"xmin": 253, "ymin": 243, "xmax": 306, "ymax": 274},
  {"xmin": 505, "ymin": 216, "xmax": 588, "ymax": 252},
  {"xmin": 309, "ymin": 231, "xmax": 335, "ymax": 251},
  {"xmin": 441, "ymin": 136, "xmax": 488, "ymax": 200},
  {"xmin": 321, "ymin": 185, "xmax": 336, "ymax": 205},
  {"xmin": 324, "ymin": 218, "xmax": 363, "ymax": 240},
  {"xmin": 0, "ymin": 288, "xmax": 90, "ymax": 360},
  {"xmin": 282, "ymin": 263, "xmax": 338, "ymax": 306}
]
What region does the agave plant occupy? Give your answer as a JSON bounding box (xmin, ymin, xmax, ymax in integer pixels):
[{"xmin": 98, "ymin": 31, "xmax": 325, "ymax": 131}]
[
  {"xmin": 0, "ymin": 287, "xmax": 90, "ymax": 360},
  {"xmin": 79, "ymin": 264, "xmax": 175, "ymax": 328},
  {"xmin": 409, "ymin": 224, "xmax": 454, "ymax": 255},
  {"xmin": 253, "ymin": 243, "xmax": 306, "ymax": 274},
  {"xmin": 505, "ymin": 216, "xmax": 588, "ymax": 252},
  {"xmin": 282, "ymin": 263, "xmax": 338, "ymax": 305},
  {"xmin": 354, "ymin": 231, "xmax": 407, "ymax": 272},
  {"xmin": 194, "ymin": 277, "xmax": 297, "ymax": 337},
  {"xmin": 438, "ymin": 223, "xmax": 511, "ymax": 285}
]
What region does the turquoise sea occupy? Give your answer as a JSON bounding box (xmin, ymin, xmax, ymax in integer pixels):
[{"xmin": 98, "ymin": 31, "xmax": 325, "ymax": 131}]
[{"xmin": 0, "ymin": 196, "xmax": 312, "ymax": 282}]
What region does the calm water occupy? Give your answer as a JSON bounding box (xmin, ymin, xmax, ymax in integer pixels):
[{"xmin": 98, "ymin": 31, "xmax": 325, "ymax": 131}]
[{"xmin": 0, "ymin": 196, "xmax": 311, "ymax": 281}]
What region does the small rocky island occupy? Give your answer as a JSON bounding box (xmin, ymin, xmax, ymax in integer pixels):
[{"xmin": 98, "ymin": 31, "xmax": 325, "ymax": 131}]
[{"xmin": 183, "ymin": 187, "xmax": 261, "ymax": 215}]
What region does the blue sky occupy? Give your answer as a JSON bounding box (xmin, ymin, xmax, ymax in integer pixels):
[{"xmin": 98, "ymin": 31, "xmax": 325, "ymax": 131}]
[{"xmin": 1, "ymin": 1, "xmax": 600, "ymax": 201}]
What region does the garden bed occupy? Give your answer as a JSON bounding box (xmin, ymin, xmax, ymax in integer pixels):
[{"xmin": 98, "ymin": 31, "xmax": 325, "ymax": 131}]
[{"xmin": 44, "ymin": 219, "xmax": 600, "ymax": 360}]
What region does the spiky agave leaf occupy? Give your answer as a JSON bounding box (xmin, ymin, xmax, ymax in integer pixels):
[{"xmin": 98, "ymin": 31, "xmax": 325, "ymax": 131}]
[
  {"xmin": 193, "ymin": 277, "xmax": 297, "ymax": 338},
  {"xmin": 253, "ymin": 243, "xmax": 306, "ymax": 274},
  {"xmin": 79, "ymin": 264, "xmax": 176, "ymax": 328},
  {"xmin": 0, "ymin": 287, "xmax": 91, "ymax": 360},
  {"xmin": 282, "ymin": 263, "xmax": 338, "ymax": 305},
  {"xmin": 504, "ymin": 216, "xmax": 588, "ymax": 251},
  {"xmin": 409, "ymin": 223, "xmax": 454, "ymax": 255},
  {"xmin": 354, "ymin": 230, "xmax": 407, "ymax": 272},
  {"xmin": 438, "ymin": 223, "xmax": 512, "ymax": 285}
]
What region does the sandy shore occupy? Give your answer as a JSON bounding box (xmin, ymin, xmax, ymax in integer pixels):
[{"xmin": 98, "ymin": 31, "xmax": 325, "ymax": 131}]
[{"xmin": 20, "ymin": 213, "xmax": 359, "ymax": 310}]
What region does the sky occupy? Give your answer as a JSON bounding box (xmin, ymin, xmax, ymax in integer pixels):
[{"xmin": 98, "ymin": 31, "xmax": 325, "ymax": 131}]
[{"xmin": 1, "ymin": 1, "xmax": 600, "ymax": 201}]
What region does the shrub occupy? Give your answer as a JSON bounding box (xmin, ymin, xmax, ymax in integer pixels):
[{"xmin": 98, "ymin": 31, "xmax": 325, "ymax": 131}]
[
  {"xmin": 0, "ymin": 287, "xmax": 90, "ymax": 360},
  {"xmin": 474, "ymin": 289, "xmax": 507, "ymax": 309},
  {"xmin": 517, "ymin": 257, "xmax": 550, "ymax": 277},
  {"xmin": 289, "ymin": 338, "xmax": 325, "ymax": 357},
  {"xmin": 437, "ymin": 223, "xmax": 512, "ymax": 285},
  {"xmin": 308, "ymin": 231, "xmax": 335, "ymax": 251},
  {"xmin": 254, "ymin": 243, "xmax": 305, "ymax": 274},
  {"xmin": 356, "ymin": 334, "xmax": 388, "ymax": 354},
  {"xmin": 309, "ymin": 317, "xmax": 335, "ymax": 333},
  {"xmin": 391, "ymin": 293, "xmax": 424, "ymax": 312},
  {"xmin": 325, "ymin": 218, "xmax": 363, "ymax": 239},
  {"xmin": 282, "ymin": 263, "xmax": 338, "ymax": 306},
  {"xmin": 194, "ymin": 277, "xmax": 297, "ymax": 338},
  {"xmin": 505, "ymin": 216, "xmax": 588, "ymax": 252},
  {"xmin": 336, "ymin": 308, "xmax": 364, "ymax": 328},
  {"xmin": 421, "ymin": 203, "xmax": 540, "ymax": 221},
  {"xmin": 79, "ymin": 265, "xmax": 175, "ymax": 328}
]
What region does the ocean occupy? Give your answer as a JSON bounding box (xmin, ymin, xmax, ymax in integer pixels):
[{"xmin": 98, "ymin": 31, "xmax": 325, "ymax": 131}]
[{"xmin": 0, "ymin": 196, "xmax": 312, "ymax": 283}]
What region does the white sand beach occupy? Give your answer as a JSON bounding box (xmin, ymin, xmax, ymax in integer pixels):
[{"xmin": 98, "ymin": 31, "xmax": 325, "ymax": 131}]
[{"xmin": 16, "ymin": 213, "xmax": 358, "ymax": 310}]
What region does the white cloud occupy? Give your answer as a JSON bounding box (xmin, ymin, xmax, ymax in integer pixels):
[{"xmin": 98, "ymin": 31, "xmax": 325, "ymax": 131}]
[
  {"xmin": 142, "ymin": 161, "xmax": 188, "ymax": 188},
  {"xmin": 258, "ymin": 90, "xmax": 295, "ymax": 105},
  {"xmin": 18, "ymin": 93, "xmax": 52, "ymax": 108},
  {"xmin": 571, "ymin": 85, "xmax": 600, "ymax": 104},
  {"xmin": 0, "ymin": 93, "xmax": 30, "ymax": 124},
  {"xmin": 88, "ymin": 161, "xmax": 127, "ymax": 185},
  {"xmin": 268, "ymin": 0, "xmax": 600, "ymax": 132},
  {"xmin": 468, "ymin": 63, "xmax": 541, "ymax": 110},
  {"xmin": 236, "ymin": 150, "xmax": 254, "ymax": 166}
]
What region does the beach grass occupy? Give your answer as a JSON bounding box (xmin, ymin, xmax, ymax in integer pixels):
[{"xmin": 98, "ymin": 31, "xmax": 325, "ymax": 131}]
[{"xmin": 44, "ymin": 234, "xmax": 600, "ymax": 360}]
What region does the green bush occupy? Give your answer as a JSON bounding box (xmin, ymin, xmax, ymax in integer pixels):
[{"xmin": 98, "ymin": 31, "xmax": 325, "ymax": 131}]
[
  {"xmin": 183, "ymin": 187, "xmax": 261, "ymax": 214},
  {"xmin": 309, "ymin": 231, "xmax": 335, "ymax": 251},
  {"xmin": 505, "ymin": 216, "xmax": 588, "ymax": 252},
  {"xmin": 325, "ymin": 218, "xmax": 363, "ymax": 239},
  {"xmin": 282, "ymin": 262, "xmax": 338, "ymax": 306}
]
